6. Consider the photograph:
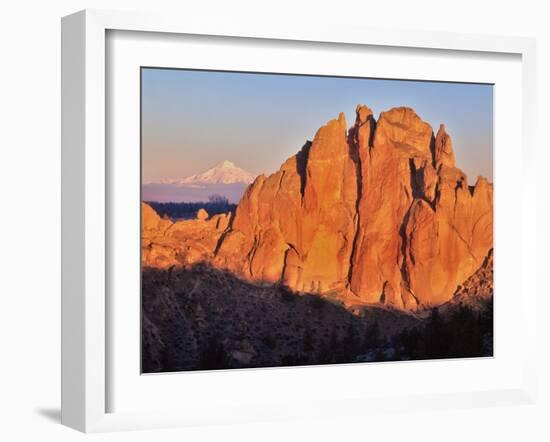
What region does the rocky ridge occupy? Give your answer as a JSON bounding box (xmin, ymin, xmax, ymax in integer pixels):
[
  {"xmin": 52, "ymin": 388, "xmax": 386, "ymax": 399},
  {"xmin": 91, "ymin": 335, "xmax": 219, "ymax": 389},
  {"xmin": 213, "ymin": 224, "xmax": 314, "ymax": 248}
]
[
  {"xmin": 142, "ymin": 105, "xmax": 493, "ymax": 311},
  {"xmin": 439, "ymin": 248, "xmax": 494, "ymax": 314}
]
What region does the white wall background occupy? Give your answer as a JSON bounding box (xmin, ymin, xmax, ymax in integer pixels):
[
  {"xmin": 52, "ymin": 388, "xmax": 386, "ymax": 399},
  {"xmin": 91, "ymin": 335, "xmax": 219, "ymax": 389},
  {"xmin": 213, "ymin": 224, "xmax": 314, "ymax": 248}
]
[{"xmin": 0, "ymin": 1, "xmax": 547, "ymax": 441}]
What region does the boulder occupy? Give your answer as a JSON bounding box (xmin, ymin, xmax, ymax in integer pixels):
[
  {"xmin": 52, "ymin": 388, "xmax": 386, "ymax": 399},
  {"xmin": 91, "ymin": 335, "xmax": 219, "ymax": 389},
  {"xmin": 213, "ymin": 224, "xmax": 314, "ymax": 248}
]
[{"xmin": 196, "ymin": 208, "xmax": 209, "ymax": 220}]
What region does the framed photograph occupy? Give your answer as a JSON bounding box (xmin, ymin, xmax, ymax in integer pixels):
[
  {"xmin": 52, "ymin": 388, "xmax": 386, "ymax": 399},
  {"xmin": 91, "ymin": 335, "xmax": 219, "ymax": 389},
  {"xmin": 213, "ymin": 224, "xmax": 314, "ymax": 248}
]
[{"xmin": 61, "ymin": 9, "xmax": 537, "ymax": 432}]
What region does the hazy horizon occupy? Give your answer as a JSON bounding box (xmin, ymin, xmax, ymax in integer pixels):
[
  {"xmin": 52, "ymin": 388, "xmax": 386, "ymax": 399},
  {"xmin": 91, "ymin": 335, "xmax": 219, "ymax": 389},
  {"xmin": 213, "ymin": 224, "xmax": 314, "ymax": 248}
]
[{"xmin": 142, "ymin": 68, "xmax": 493, "ymax": 184}]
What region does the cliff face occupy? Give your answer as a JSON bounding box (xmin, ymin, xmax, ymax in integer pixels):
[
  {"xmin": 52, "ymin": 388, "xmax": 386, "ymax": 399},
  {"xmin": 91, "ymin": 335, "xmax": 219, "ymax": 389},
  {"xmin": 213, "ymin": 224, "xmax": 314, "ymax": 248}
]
[
  {"xmin": 215, "ymin": 112, "xmax": 359, "ymax": 293},
  {"xmin": 143, "ymin": 105, "xmax": 493, "ymax": 310}
]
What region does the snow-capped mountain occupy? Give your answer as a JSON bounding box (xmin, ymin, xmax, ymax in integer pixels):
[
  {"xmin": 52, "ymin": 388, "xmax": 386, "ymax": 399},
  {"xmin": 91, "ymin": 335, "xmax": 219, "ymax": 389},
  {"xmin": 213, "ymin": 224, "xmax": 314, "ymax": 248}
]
[
  {"xmin": 162, "ymin": 160, "xmax": 256, "ymax": 185},
  {"xmin": 145, "ymin": 161, "xmax": 256, "ymax": 203}
]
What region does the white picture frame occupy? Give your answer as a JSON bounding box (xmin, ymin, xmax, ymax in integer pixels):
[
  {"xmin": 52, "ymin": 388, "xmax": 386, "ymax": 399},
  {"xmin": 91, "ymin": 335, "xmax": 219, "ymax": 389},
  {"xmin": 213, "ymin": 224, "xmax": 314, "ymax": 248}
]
[{"xmin": 61, "ymin": 9, "xmax": 537, "ymax": 433}]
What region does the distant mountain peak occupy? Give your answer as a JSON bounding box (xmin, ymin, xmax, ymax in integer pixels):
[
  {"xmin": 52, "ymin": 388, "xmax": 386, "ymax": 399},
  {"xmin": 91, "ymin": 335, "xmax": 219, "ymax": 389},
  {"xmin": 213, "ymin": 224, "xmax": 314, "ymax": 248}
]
[
  {"xmin": 161, "ymin": 160, "xmax": 256, "ymax": 185},
  {"xmin": 218, "ymin": 160, "xmax": 236, "ymax": 169}
]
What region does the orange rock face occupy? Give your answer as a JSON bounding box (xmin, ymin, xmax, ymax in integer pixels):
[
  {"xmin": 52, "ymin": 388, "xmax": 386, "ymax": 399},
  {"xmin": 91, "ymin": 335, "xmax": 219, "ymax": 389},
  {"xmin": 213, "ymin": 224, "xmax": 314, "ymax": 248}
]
[
  {"xmin": 349, "ymin": 106, "xmax": 434, "ymax": 309},
  {"xmin": 215, "ymin": 112, "xmax": 358, "ymax": 292},
  {"xmin": 141, "ymin": 202, "xmax": 230, "ymax": 269},
  {"xmin": 142, "ymin": 105, "xmax": 493, "ymax": 310}
]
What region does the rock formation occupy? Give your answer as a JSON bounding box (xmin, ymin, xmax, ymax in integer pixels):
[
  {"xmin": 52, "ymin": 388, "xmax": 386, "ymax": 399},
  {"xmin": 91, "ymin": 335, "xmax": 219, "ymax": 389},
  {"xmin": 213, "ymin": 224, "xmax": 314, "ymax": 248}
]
[
  {"xmin": 141, "ymin": 203, "xmax": 230, "ymax": 269},
  {"xmin": 439, "ymin": 248, "xmax": 493, "ymax": 314},
  {"xmin": 142, "ymin": 105, "xmax": 493, "ymax": 311},
  {"xmin": 196, "ymin": 208, "xmax": 209, "ymax": 221}
]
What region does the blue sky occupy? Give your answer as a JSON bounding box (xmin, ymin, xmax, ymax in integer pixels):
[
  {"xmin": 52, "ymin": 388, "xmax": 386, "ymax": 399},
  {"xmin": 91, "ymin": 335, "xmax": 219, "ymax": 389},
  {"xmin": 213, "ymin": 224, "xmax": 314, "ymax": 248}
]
[{"xmin": 142, "ymin": 68, "xmax": 493, "ymax": 183}]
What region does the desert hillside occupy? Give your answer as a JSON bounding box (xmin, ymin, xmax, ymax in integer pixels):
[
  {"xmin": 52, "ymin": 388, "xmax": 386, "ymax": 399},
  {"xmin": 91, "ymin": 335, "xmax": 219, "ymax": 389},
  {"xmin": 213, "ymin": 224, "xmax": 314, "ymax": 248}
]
[{"xmin": 142, "ymin": 255, "xmax": 493, "ymax": 372}]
